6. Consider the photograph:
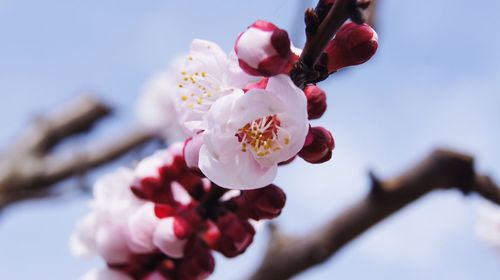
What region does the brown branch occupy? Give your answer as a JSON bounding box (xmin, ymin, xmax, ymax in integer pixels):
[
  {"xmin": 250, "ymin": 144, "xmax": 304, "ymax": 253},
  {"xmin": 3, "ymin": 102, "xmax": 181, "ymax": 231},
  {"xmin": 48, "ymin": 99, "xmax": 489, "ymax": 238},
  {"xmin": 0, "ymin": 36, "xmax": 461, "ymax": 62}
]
[
  {"xmin": 13, "ymin": 95, "xmax": 112, "ymax": 155},
  {"xmin": 249, "ymin": 149, "xmax": 500, "ymax": 280},
  {"xmin": 301, "ymin": 0, "xmax": 355, "ymax": 68},
  {"xmin": 292, "ymin": 0, "xmax": 374, "ymax": 87},
  {"xmin": 0, "ymin": 95, "xmax": 155, "ymax": 209}
]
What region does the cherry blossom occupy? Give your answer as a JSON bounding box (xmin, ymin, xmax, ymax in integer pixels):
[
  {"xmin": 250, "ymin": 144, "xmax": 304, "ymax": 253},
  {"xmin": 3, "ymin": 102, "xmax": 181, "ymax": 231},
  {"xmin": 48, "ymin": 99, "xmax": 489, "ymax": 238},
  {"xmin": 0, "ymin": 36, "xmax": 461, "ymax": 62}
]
[
  {"xmin": 70, "ymin": 8, "xmax": 379, "ymax": 276},
  {"xmin": 135, "ymin": 60, "xmax": 189, "ymax": 141},
  {"xmin": 70, "ymin": 168, "xmax": 141, "ymax": 265},
  {"xmin": 197, "ymin": 74, "xmax": 309, "ymax": 189},
  {"xmin": 174, "ymin": 39, "xmax": 253, "ymax": 132}
]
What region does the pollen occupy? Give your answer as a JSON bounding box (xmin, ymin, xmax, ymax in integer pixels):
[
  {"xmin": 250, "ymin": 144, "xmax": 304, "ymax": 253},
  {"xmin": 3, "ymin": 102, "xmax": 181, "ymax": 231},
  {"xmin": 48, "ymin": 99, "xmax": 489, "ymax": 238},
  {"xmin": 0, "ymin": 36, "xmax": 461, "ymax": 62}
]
[
  {"xmin": 177, "ymin": 63, "xmax": 222, "ymax": 112},
  {"xmin": 235, "ymin": 115, "xmax": 291, "ymax": 158}
]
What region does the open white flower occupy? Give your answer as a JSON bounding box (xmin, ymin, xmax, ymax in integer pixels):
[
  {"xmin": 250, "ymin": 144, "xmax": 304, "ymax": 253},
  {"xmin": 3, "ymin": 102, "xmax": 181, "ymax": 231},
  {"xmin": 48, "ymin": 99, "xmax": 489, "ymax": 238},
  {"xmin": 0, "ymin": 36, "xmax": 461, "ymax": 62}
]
[
  {"xmin": 70, "ymin": 168, "xmax": 143, "ymax": 265},
  {"xmin": 198, "ymin": 74, "xmax": 308, "ymax": 189},
  {"xmin": 135, "ymin": 64, "xmax": 189, "ymax": 141},
  {"xmin": 174, "ymin": 39, "xmax": 253, "ymax": 132}
]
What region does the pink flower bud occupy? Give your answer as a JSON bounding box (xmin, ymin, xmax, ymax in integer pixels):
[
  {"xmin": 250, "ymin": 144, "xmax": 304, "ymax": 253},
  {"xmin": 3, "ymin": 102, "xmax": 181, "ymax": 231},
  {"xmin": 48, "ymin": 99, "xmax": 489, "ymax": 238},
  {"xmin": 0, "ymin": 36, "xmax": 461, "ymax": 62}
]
[
  {"xmin": 325, "ymin": 22, "xmax": 378, "ymax": 72},
  {"xmin": 213, "ymin": 212, "xmax": 255, "ymax": 258},
  {"xmin": 303, "ymin": 85, "xmax": 327, "ymax": 120},
  {"xmin": 298, "ymin": 126, "xmax": 335, "ymax": 164},
  {"xmin": 229, "ymin": 184, "xmax": 286, "ymax": 220},
  {"xmin": 235, "ymin": 20, "xmax": 292, "ymax": 76}
]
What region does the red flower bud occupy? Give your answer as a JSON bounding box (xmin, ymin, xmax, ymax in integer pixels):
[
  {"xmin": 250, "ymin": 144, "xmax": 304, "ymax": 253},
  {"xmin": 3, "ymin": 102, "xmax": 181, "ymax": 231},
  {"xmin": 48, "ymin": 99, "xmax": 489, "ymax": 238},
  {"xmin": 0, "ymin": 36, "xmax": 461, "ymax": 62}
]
[
  {"xmin": 235, "ymin": 20, "xmax": 292, "ymax": 76},
  {"xmin": 230, "ymin": 184, "xmax": 286, "ymax": 220},
  {"xmin": 298, "ymin": 126, "xmax": 335, "ymax": 164},
  {"xmin": 213, "ymin": 212, "xmax": 255, "ymax": 258},
  {"xmin": 177, "ymin": 240, "xmax": 215, "ymax": 280},
  {"xmin": 131, "ymin": 177, "xmax": 162, "ymax": 200},
  {"xmin": 174, "ymin": 209, "xmax": 203, "ymax": 239},
  {"xmin": 303, "ymin": 85, "xmax": 327, "ymax": 120},
  {"xmin": 201, "ymin": 221, "xmax": 221, "ymax": 249},
  {"xmin": 325, "ymin": 22, "xmax": 378, "ymax": 73},
  {"xmin": 154, "ymin": 204, "xmax": 176, "ymax": 218}
]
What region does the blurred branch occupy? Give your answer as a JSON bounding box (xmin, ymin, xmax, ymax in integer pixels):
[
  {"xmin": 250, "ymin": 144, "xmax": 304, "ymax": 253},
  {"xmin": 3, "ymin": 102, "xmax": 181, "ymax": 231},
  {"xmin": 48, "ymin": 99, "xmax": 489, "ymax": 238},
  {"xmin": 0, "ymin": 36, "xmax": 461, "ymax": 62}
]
[
  {"xmin": 0, "ymin": 96, "xmax": 155, "ymax": 210},
  {"xmin": 249, "ymin": 149, "xmax": 500, "ymax": 280}
]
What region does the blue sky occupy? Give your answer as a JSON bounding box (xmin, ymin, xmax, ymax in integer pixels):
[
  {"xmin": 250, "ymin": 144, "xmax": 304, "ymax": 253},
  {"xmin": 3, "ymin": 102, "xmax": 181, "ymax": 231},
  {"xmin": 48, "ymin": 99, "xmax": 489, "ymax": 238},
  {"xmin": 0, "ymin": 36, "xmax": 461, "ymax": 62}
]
[{"xmin": 0, "ymin": 0, "xmax": 499, "ymax": 279}]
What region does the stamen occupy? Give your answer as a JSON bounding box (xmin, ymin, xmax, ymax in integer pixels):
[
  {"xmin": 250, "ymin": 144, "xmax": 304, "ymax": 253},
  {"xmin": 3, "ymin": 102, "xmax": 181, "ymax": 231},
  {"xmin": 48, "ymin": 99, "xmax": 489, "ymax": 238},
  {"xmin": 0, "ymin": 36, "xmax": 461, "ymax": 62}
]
[
  {"xmin": 177, "ymin": 61, "xmax": 223, "ymax": 111},
  {"xmin": 235, "ymin": 115, "xmax": 290, "ymax": 157}
]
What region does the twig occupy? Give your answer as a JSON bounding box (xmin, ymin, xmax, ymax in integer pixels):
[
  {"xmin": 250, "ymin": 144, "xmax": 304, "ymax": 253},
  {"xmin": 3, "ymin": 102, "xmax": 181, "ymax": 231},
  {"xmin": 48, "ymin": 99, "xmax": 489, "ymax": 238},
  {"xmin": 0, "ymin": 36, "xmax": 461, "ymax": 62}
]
[
  {"xmin": 362, "ymin": 0, "xmax": 377, "ymax": 27},
  {"xmin": 248, "ymin": 149, "xmax": 500, "ymax": 280},
  {"xmin": 0, "ymin": 95, "xmax": 155, "ymax": 210},
  {"xmin": 292, "ymin": 0, "xmax": 374, "ymax": 87}
]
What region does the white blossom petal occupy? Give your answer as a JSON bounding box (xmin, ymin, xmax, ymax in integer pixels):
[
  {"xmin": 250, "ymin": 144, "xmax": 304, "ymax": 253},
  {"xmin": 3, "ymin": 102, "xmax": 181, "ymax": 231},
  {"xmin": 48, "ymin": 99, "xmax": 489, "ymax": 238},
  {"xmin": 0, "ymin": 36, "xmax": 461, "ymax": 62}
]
[
  {"xmin": 199, "ymin": 144, "xmax": 277, "ymax": 190},
  {"xmin": 70, "ymin": 213, "xmax": 98, "ymax": 259},
  {"xmin": 79, "ymin": 268, "xmax": 133, "ymax": 280},
  {"xmin": 95, "ymin": 225, "xmax": 132, "ymax": 265},
  {"xmin": 128, "ymin": 202, "xmax": 159, "ymax": 254},
  {"xmin": 153, "ymin": 217, "xmax": 187, "ymax": 258}
]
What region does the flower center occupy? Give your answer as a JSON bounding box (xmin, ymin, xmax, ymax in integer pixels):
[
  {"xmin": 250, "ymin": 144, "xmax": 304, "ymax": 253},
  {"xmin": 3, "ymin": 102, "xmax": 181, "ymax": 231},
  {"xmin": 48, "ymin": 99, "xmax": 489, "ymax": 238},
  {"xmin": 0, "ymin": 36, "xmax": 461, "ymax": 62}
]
[
  {"xmin": 236, "ymin": 115, "xmax": 290, "ymax": 157},
  {"xmin": 177, "ymin": 55, "xmax": 223, "ymax": 112}
]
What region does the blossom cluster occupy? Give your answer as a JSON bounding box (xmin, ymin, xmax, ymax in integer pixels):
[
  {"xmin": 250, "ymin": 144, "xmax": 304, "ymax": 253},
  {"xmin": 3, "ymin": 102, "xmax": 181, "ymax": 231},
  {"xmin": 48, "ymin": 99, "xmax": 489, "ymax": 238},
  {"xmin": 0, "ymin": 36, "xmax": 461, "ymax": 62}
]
[
  {"xmin": 71, "ymin": 143, "xmax": 286, "ymax": 279},
  {"xmin": 138, "ymin": 20, "xmax": 377, "ymax": 191},
  {"xmin": 74, "ymin": 18, "xmax": 378, "ymax": 279}
]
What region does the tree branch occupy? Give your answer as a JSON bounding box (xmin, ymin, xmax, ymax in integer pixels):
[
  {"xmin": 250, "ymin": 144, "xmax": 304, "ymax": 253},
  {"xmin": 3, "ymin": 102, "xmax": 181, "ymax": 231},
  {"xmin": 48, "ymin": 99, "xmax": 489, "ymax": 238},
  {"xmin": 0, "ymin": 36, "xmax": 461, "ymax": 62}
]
[
  {"xmin": 249, "ymin": 149, "xmax": 500, "ymax": 280},
  {"xmin": 0, "ymin": 95, "xmax": 155, "ymax": 210},
  {"xmin": 292, "ymin": 0, "xmax": 375, "ymax": 87}
]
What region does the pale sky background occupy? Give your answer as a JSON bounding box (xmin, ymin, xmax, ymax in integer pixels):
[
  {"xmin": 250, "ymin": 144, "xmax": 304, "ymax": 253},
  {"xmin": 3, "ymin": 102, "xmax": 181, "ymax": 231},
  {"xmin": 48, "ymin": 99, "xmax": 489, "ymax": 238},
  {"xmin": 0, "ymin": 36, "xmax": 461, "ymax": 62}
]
[{"xmin": 0, "ymin": 0, "xmax": 499, "ymax": 279}]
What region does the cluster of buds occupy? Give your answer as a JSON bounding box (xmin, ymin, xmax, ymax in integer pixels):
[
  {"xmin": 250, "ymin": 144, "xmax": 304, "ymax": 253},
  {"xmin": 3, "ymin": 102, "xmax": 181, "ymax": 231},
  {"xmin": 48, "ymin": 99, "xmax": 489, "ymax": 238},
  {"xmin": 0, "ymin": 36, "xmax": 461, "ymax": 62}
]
[
  {"xmin": 72, "ymin": 143, "xmax": 286, "ymax": 280},
  {"xmin": 134, "ymin": 15, "xmax": 379, "ymax": 190}
]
